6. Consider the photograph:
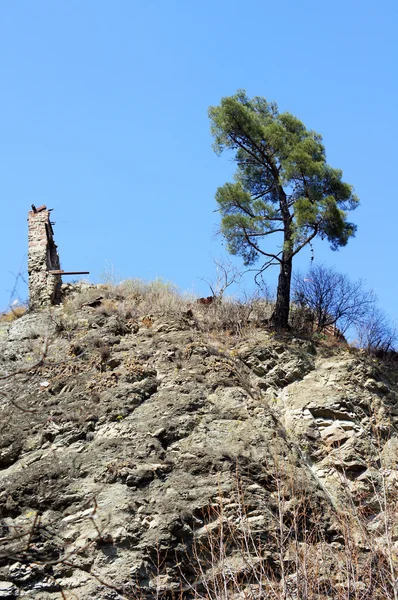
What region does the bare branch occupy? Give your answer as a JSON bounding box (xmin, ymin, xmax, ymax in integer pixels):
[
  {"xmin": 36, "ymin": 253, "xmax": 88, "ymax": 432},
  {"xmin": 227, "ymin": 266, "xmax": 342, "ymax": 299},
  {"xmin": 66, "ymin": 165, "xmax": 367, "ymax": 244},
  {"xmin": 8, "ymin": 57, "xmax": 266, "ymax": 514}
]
[{"xmin": 200, "ymin": 257, "xmax": 242, "ymax": 300}]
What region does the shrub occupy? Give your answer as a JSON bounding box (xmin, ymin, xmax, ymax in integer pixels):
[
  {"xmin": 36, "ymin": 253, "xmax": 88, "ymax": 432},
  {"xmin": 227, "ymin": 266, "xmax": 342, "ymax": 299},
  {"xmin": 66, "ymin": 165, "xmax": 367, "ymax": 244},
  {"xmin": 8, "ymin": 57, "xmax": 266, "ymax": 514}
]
[
  {"xmin": 355, "ymin": 305, "xmax": 397, "ymax": 354},
  {"xmin": 293, "ymin": 264, "xmax": 375, "ymax": 334}
]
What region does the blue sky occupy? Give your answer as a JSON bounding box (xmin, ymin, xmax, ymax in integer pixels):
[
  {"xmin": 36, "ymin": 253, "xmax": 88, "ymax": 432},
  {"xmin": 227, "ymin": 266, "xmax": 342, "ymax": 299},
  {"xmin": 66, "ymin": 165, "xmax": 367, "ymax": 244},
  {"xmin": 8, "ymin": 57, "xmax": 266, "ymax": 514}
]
[{"xmin": 0, "ymin": 0, "xmax": 397, "ymax": 326}]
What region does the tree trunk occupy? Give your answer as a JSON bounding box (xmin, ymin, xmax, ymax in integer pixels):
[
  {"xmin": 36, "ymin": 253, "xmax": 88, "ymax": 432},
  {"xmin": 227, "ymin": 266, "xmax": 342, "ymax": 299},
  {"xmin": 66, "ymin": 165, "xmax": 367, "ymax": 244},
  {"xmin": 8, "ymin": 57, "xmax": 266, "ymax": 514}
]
[
  {"xmin": 272, "ymin": 187, "xmax": 293, "ymax": 330},
  {"xmin": 272, "ymin": 257, "xmax": 293, "ymax": 330}
]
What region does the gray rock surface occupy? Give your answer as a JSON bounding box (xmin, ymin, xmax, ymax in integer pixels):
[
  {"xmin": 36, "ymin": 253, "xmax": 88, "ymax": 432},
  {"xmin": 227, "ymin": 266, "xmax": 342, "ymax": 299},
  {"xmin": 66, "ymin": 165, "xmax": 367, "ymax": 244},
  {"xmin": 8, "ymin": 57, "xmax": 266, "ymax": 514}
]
[
  {"xmin": 0, "ymin": 581, "xmax": 18, "ymax": 599},
  {"xmin": 0, "ymin": 294, "xmax": 397, "ymax": 598}
]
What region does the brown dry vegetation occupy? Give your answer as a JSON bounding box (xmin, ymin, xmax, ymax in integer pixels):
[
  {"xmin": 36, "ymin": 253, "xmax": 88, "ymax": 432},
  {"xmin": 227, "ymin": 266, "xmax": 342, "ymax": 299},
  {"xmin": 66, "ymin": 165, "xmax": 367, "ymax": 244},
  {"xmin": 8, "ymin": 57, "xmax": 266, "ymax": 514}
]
[{"xmin": 0, "ymin": 305, "xmax": 27, "ymax": 323}]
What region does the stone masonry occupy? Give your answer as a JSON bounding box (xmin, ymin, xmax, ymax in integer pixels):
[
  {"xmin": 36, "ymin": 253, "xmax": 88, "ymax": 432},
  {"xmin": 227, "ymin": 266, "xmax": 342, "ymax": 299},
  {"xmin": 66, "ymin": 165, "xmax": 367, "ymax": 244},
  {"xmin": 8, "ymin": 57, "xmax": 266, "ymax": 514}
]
[{"xmin": 28, "ymin": 206, "xmax": 62, "ymax": 308}]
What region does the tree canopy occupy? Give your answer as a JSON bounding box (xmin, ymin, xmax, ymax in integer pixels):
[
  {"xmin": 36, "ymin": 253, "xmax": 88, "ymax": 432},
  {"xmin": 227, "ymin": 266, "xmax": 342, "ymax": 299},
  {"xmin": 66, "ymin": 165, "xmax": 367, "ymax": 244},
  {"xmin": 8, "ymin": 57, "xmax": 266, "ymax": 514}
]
[{"xmin": 209, "ymin": 90, "xmax": 359, "ymax": 329}]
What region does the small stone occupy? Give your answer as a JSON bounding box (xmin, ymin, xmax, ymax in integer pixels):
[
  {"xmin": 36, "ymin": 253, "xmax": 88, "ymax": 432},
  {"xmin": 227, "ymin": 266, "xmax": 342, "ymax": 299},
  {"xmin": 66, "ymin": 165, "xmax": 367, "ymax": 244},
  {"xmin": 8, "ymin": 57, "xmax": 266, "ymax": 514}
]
[
  {"xmin": 126, "ymin": 468, "xmax": 154, "ymax": 487},
  {"xmin": 107, "ymin": 357, "xmax": 122, "ymax": 369}
]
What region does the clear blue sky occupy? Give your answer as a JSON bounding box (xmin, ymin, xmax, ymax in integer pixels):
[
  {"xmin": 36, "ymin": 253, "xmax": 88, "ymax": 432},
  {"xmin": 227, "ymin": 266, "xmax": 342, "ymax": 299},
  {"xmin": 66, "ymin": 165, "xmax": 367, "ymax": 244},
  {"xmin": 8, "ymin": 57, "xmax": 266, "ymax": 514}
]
[{"xmin": 1, "ymin": 0, "xmax": 397, "ymax": 325}]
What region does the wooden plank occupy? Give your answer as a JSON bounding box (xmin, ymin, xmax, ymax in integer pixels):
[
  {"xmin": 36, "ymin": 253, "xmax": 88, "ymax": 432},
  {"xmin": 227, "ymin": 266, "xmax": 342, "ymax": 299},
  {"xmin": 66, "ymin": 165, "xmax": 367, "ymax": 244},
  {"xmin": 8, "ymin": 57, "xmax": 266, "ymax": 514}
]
[{"xmin": 48, "ymin": 270, "xmax": 90, "ymax": 275}]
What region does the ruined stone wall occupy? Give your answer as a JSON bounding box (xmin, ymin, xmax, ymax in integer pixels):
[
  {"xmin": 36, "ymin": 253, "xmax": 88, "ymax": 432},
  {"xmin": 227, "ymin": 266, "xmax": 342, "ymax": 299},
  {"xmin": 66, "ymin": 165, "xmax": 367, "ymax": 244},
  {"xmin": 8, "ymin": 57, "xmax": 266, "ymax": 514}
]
[{"xmin": 28, "ymin": 206, "xmax": 62, "ymax": 308}]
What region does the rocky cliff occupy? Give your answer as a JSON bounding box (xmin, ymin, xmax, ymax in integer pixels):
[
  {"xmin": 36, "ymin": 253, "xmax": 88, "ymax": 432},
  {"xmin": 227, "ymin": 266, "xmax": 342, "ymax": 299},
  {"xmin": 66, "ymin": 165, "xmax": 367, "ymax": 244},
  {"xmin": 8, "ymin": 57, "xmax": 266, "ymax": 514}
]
[{"xmin": 0, "ymin": 283, "xmax": 397, "ymax": 599}]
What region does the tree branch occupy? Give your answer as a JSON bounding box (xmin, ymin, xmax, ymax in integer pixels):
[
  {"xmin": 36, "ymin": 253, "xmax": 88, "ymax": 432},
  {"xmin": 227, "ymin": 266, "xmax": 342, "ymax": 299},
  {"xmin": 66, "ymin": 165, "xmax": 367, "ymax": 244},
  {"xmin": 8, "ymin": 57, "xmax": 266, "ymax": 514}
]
[
  {"xmin": 291, "ymin": 226, "xmax": 318, "ymax": 258},
  {"xmin": 243, "ymin": 228, "xmax": 282, "ymax": 263}
]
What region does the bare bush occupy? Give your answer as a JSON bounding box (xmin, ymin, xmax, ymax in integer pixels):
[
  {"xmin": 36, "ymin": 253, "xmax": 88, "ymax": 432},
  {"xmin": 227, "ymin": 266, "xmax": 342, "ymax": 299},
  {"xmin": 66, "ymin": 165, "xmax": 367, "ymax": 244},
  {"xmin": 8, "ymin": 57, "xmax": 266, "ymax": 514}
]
[
  {"xmin": 100, "ymin": 260, "xmax": 122, "ymax": 286},
  {"xmin": 293, "ymin": 265, "xmax": 376, "ymax": 334},
  {"xmin": 200, "ymin": 258, "xmax": 242, "ymax": 301},
  {"xmin": 355, "ymin": 305, "xmax": 397, "ymax": 354}
]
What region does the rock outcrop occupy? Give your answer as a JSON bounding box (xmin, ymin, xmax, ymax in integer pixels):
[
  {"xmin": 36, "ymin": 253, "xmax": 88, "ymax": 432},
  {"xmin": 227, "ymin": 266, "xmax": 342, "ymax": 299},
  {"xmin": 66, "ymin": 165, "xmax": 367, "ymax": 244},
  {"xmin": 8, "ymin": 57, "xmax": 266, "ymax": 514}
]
[{"xmin": 0, "ymin": 286, "xmax": 397, "ymax": 599}]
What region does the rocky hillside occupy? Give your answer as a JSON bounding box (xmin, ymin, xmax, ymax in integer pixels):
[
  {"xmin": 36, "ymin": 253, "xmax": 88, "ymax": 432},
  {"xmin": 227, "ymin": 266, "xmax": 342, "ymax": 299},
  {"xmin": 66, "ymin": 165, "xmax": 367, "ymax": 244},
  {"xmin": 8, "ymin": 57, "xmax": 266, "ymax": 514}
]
[{"xmin": 0, "ymin": 282, "xmax": 397, "ymax": 599}]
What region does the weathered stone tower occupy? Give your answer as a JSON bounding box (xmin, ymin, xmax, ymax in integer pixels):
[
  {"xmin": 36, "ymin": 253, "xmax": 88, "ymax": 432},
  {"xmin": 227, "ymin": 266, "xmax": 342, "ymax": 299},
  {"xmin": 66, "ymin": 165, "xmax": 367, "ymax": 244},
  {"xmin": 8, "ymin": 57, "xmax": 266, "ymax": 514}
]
[{"xmin": 28, "ymin": 205, "xmax": 62, "ymax": 308}]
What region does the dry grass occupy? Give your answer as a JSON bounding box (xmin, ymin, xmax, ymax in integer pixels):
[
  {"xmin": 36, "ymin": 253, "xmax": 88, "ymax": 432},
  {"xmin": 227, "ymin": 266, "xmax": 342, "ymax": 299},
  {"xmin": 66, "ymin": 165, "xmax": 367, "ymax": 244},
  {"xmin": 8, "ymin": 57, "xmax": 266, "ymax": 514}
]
[
  {"xmin": 61, "ymin": 280, "xmax": 395, "ymax": 361},
  {"xmin": 173, "ymin": 432, "xmax": 398, "ymax": 600},
  {"xmin": 168, "ymin": 465, "xmax": 398, "ymax": 600},
  {"xmin": 118, "ymin": 278, "xmax": 193, "ymax": 316},
  {"xmin": 195, "ymin": 297, "xmax": 271, "ymax": 338},
  {"xmin": 61, "ymin": 279, "xmax": 274, "ymax": 342},
  {"xmin": 0, "ymin": 305, "xmax": 27, "ymax": 322}
]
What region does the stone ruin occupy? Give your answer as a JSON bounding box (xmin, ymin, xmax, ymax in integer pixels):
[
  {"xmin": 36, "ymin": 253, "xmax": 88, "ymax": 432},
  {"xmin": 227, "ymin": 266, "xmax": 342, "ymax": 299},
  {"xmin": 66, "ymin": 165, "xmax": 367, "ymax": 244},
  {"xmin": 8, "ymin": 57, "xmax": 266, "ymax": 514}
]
[
  {"xmin": 28, "ymin": 205, "xmax": 62, "ymax": 309},
  {"xmin": 27, "ymin": 206, "xmax": 90, "ymax": 309}
]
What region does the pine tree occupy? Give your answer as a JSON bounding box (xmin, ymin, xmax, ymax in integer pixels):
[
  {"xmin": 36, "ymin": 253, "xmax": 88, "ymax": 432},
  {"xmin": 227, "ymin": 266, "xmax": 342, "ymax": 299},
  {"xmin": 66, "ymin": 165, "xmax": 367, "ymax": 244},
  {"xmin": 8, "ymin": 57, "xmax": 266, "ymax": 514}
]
[{"xmin": 209, "ymin": 90, "xmax": 359, "ymax": 330}]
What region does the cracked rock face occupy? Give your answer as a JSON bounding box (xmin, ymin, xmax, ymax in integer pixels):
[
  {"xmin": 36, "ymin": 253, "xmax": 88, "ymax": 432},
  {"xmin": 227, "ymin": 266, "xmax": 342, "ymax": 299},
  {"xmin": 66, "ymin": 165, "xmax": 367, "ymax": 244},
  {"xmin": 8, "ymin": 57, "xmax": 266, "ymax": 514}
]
[{"xmin": 0, "ymin": 293, "xmax": 397, "ymax": 599}]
